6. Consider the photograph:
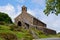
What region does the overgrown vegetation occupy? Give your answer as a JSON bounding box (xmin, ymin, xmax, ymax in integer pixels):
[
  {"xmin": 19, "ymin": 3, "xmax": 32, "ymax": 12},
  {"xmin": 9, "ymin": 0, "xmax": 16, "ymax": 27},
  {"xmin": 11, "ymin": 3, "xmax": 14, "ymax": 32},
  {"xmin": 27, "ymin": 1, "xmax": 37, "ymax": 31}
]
[
  {"xmin": 0, "ymin": 12, "xmax": 12, "ymax": 24},
  {"xmin": 0, "ymin": 25, "xmax": 33, "ymax": 40},
  {"xmin": 0, "ymin": 24, "xmax": 60, "ymax": 40}
]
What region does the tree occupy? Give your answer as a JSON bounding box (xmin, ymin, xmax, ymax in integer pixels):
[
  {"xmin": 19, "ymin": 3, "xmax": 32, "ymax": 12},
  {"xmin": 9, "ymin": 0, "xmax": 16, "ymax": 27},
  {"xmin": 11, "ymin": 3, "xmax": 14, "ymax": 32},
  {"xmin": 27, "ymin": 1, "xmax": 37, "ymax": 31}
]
[
  {"xmin": 0, "ymin": 12, "xmax": 12, "ymax": 24},
  {"xmin": 44, "ymin": 0, "xmax": 60, "ymax": 16}
]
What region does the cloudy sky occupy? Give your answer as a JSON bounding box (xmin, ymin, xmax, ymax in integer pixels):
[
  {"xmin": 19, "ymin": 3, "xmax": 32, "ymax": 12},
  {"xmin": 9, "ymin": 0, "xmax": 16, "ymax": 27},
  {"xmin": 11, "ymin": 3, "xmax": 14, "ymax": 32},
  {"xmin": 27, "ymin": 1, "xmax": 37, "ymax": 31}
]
[{"xmin": 0, "ymin": 0, "xmax": 60, "ymax": 33}]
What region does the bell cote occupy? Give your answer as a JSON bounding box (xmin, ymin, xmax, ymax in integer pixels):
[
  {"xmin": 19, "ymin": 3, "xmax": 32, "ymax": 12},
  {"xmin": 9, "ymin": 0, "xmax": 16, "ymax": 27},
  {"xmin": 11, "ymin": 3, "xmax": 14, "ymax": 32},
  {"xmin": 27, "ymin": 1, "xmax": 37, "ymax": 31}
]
[{"xmin": 22, "ymin": 5, "xmax": 27, "ymax": 13}]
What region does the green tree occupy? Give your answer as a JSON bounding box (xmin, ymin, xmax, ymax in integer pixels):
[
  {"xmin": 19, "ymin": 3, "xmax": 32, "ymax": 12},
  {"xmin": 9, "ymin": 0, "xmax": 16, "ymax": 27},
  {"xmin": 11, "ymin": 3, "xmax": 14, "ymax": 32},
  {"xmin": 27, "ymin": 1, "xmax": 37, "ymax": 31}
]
[
  {"xmin": 44, "ymin": 0, "xmax": 60, "ymax": 16},
  {"xmin": 0, "ymin": 12, "xmax": 12, "ymax": 24}
]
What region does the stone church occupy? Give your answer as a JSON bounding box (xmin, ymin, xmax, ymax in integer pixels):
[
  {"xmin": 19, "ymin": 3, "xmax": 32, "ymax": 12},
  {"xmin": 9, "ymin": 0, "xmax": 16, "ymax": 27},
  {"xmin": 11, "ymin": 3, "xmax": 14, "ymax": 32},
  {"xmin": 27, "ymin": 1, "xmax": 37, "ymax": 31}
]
[{"xmin": 15, "ymin": 6, "xmax": 56, "ymax": 34}]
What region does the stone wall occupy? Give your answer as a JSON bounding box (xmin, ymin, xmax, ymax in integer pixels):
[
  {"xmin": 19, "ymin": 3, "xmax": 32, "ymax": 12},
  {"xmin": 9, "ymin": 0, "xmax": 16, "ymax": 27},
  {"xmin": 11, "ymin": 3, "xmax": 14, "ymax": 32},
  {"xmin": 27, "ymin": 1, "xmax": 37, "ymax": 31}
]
[
  {"xmin": 14, "ymin": 14, "xmax": 22, "ymax": 25},
  {"xmin": 21, "ymin": 12, "xmax": 33, "ymax": 24},
  {"xmin": 15, "ymin": 12, "xmax": 33, "ymax": 26},
  {"xmin": 43, "ymin": 28, "xmax": 56, "ymax": 34},
  {"xmin": 33, "ymin": 18, "xmax": 46, "ymax": 28},
  {"xmin": 28, "ymin": 25, "xmax": 56, "ymax": 35}
]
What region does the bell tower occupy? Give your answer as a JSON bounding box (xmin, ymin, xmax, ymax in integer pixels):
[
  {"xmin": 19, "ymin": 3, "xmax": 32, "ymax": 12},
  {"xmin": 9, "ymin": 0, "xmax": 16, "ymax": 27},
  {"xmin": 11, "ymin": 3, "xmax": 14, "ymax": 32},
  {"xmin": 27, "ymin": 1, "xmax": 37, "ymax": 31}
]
[{"xmin": 22, "ymin": 5, "xmax": 27, "ymax": 13}]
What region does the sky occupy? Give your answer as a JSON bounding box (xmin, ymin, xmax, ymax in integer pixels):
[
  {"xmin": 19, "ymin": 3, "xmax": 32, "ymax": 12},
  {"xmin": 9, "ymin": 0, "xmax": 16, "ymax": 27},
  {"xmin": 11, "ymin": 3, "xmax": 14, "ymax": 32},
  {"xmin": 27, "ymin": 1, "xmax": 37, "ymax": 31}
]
[{"xmin": 0, "ymin": 0, "xmax": 60, "ymax": 33}]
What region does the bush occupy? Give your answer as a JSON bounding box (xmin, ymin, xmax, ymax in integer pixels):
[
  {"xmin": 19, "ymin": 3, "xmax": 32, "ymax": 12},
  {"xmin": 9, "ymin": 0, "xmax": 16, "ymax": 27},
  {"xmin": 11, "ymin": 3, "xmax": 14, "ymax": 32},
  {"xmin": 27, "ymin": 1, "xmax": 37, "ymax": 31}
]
[
  {"xmin": 58, "ymin": 32, "xmax": 60, "ymax": 34},
  {"xmin": 0, "ymin": 12, "xmax": 13, "ymax": 24},
  {"xmin": 0, "ymin": 21, "xmax": 5, "ymax": 25}
]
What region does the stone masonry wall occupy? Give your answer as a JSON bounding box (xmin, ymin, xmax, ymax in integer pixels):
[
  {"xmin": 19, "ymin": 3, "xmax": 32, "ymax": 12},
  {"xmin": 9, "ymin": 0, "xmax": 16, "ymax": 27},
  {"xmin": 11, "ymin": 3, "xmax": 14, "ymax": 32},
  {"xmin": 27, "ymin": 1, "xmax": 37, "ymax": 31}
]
[
  {"xmin": 33, "ymin": 18, "xmax": 46, "ymax": 27},
  {"xmin": 43, "ymin": 28, "xmax": 56, "ymax": 34}
]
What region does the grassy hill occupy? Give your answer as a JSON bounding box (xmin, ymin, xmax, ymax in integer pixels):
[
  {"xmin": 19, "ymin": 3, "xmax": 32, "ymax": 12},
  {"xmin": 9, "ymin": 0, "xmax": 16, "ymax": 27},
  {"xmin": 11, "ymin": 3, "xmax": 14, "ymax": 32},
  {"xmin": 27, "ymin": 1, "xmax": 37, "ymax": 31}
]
[
  {"xmin": 0, "ymin": 24, "xmax": 60, "ymax": 40},
  {"xmin": 0, "ymin": 24, "xmax": 48, "ymax": 40}
]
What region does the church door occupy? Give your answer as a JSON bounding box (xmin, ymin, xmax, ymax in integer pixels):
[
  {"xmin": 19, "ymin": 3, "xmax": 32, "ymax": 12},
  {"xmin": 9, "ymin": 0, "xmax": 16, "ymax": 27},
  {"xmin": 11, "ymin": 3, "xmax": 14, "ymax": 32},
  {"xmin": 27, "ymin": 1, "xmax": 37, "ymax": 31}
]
[{"xmin": 18, "ymin": 21, "xmax": 22, "ymax": 26}]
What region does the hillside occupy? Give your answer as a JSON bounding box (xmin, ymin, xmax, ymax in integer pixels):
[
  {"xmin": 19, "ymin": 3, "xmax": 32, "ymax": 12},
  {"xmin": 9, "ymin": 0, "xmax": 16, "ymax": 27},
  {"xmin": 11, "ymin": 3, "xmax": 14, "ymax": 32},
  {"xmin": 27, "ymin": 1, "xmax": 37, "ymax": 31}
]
[
  {"xmin": 0, "ymin": 24, "xmax": 60, "ymax": 40},
  {"xmin": 0, "ymin": 24, "xmax": 48, "ymax": 40}
]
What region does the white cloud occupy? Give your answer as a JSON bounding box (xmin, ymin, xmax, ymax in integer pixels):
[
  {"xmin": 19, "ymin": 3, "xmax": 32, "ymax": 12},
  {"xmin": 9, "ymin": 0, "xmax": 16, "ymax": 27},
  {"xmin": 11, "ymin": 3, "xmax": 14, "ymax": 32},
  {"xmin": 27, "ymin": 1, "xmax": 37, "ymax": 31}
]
[
  {"xmin": 42, "ymin": 14, "xmax": 60, "ymax": 33},
  {"xmin": 14, "ymin": 5, "xmax": 21, "ymax": 18},
  {"xmin": 0, "ymin": 4, "xmax": 23, "ymax": 22},
  {"xmin": 14, "ymin": 5, "xmax": 25, "ymax": 19},
  {"xmin": 51, "ymin": 19, "xmax": 60, "ymax": 32},
  {"xmin": 27, "ymin": 9, "xmax": 36, "ymax": 16},
  {"xmin": 0, "ymin": 3, "xmax": 16, "ymax": 22}
]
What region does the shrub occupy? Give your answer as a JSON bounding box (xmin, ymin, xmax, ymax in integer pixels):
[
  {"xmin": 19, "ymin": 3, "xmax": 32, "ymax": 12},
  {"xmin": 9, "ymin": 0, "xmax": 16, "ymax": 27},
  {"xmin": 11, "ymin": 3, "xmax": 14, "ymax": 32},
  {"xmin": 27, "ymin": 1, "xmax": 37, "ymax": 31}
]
[
  {"xmin": 0, "ymin": 12, "xmax": 13, "ymax": 24},
  {"xmin": 0, "ymin": 21, "xmax": 5, "ymax": 25}
]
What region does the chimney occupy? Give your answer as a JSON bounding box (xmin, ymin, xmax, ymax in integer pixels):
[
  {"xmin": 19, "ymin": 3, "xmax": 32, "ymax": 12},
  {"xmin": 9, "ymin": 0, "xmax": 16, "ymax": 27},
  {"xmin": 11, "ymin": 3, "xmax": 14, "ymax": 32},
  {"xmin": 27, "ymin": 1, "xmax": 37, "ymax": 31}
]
[{"xmin": 22, "ymin": 5, "xmax": 27, "ymax": 13}]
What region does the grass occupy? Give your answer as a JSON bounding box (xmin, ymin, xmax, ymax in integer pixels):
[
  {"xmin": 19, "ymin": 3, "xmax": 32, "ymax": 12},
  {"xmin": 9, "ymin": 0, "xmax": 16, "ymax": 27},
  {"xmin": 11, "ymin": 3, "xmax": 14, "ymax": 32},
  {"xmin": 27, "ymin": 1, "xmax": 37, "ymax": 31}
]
[
  {"xmin": 0, "ymin": 24, "xmax": 60, "ymax": 40},
  {"xmin": 0, "ymin": 25, "xmax": 33, "ymax": 40},
  {"xmin": 30, "ymin": 27, "xmax": 49, "ymax": 38},
  {"xmin": 57, "ymin": 34, "xmax": 60, "ymax": 37},
  {"xmin": 0, "ymin": 25, "xmax": 10, "ymax": 30},
  {"xmin": 0, "ymin": 37, "xmax": 4, "ymax": 40}
]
